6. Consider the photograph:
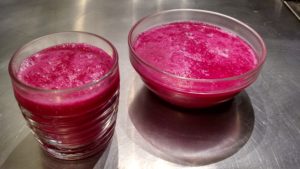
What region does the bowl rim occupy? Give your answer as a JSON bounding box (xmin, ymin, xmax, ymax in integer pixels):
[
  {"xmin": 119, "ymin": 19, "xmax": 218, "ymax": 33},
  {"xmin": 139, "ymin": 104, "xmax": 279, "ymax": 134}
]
[
  {"xmin": 128, "ymin": 9, "xmax": 267, "ymax": 83},
  {"xmin": 9, "ymin": 31, "xmax": 119, "ymax": 93}
]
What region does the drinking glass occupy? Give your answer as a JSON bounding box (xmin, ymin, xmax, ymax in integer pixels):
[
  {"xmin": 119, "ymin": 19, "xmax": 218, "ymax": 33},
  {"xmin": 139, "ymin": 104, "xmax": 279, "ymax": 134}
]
[{"xmin": 9, "ymin": 32, "xmax": 120, "ymax": 160}]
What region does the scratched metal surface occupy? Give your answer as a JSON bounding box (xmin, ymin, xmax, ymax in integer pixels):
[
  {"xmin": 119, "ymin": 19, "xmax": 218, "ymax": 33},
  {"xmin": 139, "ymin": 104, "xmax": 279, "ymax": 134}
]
[{"xmin": 0, "ymin": 0, "xmax": 299, "ymax": 168}]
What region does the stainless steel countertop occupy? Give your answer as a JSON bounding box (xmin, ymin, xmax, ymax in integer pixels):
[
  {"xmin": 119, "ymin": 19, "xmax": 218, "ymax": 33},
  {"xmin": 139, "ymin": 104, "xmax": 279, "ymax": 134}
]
[{"xmin": 0, "ymin": 0, "xmax": 299, "ymax": 168}]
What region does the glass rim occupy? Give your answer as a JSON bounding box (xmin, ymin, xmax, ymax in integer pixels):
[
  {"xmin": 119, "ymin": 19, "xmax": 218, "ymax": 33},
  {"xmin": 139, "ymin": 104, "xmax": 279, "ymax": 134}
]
[
  {"xmin": 128, "ymin": 9, "xmax": 267, "ymax": 83},
  {"xmin": 9, "ymin": 31, "xmax": 119, "ymax": 93}
]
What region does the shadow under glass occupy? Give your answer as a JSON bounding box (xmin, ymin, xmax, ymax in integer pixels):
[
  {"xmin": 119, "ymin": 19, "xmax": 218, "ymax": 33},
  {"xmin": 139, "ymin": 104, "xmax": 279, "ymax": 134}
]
[{"xmin": 1, "ymin": 134, "xmax": 118, "ymax": 169}]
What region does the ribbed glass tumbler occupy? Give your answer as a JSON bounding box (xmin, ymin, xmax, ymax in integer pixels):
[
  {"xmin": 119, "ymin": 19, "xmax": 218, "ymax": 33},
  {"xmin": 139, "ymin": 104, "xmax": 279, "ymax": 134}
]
[{"xmin": 8, "ymin": 32, "xmax": 120, "ymax": 160}]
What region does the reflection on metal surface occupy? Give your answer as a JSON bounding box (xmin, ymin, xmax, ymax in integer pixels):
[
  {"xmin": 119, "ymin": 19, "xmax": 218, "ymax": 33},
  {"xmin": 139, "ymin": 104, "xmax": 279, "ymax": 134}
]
[
  {"xmin": 0, "ymin": 133, "xmax": 118, "ymax": 169},
  {"xmin": 127, "ymin": 78, "xmax": 254, "ymax": 166},
  {"xmin": 74, "ymin": 0, "xmax": 88, "ymax": 30},
  {"xmin": 180, "ymin": 0, "xmax": 189, "ymax": 8},
  {"xmin": 284, "ymin": 0, "xmax": 300, "ymax": 20},
  {"xmin": 156, "ymin": 0, "xmax": 163, "ymax": 11},
  {"xmin": 275, "ymin": 0, "xmax": 284, "ymax": 16}
]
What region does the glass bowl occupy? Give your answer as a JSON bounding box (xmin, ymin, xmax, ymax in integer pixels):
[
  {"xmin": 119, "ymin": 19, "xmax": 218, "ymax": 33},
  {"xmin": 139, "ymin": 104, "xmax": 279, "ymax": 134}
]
[{"xmin": 128, "ymin": 9, "xmax": 266, "ymax": 108}]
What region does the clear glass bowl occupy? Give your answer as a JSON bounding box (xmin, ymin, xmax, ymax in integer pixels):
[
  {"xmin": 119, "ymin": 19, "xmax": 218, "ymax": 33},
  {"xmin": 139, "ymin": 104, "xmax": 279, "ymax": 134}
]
[
  {"xmin": 9, "ymin": 32, "xmax": 120, "ymax": 160},
  {"xmin": 128, "ymin": 9, "xmax": 266, "ymax": 108}
]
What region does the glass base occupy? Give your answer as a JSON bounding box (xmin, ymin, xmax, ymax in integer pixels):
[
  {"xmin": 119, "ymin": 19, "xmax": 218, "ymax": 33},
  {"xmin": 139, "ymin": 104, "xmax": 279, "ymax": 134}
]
[
  {"xmin": 40, "ymin": 126, "xmax": 115, "ymax": 160},
  {"xmin": 21, "ymin": 90, "xmax": 119, "ymax": 160}
]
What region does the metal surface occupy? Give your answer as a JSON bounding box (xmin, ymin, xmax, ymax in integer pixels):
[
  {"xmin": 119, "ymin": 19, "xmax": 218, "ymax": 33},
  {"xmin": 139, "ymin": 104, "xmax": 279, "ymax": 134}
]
[{"xmin": 0, "ymin": 0, "xmax": 299, "ymax": 168}]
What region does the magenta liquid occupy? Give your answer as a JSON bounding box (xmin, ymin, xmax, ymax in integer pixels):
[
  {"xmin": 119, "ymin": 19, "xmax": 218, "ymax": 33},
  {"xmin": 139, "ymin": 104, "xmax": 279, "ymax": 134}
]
[
  {"xmin": 132, "ymin": 22, "xmax": 257, "ymax": 107},
  {"xmin": 18, "ymin": 43, "xmax": 114, "ymax": 89},
  {"xmin": 14, "ymin": 43, "xmax": 119, "ymax": 158}
]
